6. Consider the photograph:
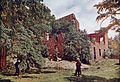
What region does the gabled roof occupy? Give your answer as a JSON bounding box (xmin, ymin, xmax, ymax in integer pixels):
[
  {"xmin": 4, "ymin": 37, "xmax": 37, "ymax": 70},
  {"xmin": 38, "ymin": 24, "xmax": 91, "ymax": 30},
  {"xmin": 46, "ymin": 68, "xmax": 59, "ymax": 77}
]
[{"xmin": 56, "ymin": 13, "xmax": 80, "ymax": 30}]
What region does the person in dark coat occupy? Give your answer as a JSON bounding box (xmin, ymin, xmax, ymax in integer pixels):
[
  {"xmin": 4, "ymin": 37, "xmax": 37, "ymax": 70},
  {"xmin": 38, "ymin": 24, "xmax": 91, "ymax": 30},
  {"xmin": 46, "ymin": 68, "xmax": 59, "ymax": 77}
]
[
  {"xmin": 14, "ymin": 59, "xmax": 21, "ymax": 76},
  {"xmin": 74, "ymin": 58, "xmax": 81, "ymax": 76}
]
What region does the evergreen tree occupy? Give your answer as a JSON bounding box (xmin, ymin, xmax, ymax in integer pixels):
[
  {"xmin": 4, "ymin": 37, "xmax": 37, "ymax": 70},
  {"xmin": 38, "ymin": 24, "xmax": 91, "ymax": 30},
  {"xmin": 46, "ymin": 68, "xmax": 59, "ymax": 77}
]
[
  {"xmin": 0, "ymin": 0, "xmax": 55, "ymax": 70},
  {"xmin": 52, "ymin": 20, "xmax": 91, "ymax": 63}
]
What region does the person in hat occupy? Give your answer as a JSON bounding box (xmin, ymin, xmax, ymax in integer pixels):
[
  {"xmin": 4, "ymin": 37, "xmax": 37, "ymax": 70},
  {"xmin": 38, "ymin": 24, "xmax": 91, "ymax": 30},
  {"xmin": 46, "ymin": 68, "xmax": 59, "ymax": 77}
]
[{"xmin": 74, "ymin": 58, "xmax": 81, "ymax": 76}]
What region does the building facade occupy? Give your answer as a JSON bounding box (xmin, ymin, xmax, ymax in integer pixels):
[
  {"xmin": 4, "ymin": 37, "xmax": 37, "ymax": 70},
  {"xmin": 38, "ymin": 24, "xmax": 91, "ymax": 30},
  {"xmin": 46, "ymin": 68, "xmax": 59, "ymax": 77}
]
[
  {"xmin": 44, "ymin": 13, "xmax": 110, "ymax": 60},
  {"xmin": 44, "ymin": 13, "xmax": 80, "ymax": 60},
  {"xmin": 88, "ymin": 32, "xmax": 108, "ymax": 59}
]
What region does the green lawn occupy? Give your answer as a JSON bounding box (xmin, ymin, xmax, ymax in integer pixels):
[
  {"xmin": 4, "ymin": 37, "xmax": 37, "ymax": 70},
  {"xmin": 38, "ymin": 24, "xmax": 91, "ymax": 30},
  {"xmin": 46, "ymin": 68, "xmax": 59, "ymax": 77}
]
[
  {"xmin": 83, "ymin": 59, "xmax": 120, "ymax": 79},
  {"xmin": 0, "ymin": 69, "xmax": 73, "ymax": 82},
  {"xmin": 0, "ymin": 59, "xmax": 119, "ymax": 82}
]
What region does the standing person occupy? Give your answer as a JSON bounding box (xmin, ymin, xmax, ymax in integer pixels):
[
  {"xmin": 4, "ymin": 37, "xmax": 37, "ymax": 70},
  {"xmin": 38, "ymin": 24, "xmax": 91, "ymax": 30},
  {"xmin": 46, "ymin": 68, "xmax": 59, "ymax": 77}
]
[
  {"xmin": 14, "ymin": 59, "xmax": 21, "ymax": 76},
  {"xmin": 74, "ymin": 58, "xmax": 81, "ymax": 77}
]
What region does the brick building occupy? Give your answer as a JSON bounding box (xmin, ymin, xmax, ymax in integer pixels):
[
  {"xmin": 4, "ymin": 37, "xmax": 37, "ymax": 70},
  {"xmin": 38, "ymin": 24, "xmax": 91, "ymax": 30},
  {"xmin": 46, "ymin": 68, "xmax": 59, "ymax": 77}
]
[
  {"xmin": 44, "ymin": 13, "xmax": 80, "ymax": 60},
  {"xmin": 44, "ymin": 13, "xmax": 110, "ymax": 60},
  {"xmin": 89, "ymin": 22, "xmax": 117, "ymax": 60},
  {"xmin": 88, "ymin": 31, "xmax": 108, "ymax": 59},
  {"xmin": 56, "ymin": 13, "xmax": 80, "ymax": 30}
]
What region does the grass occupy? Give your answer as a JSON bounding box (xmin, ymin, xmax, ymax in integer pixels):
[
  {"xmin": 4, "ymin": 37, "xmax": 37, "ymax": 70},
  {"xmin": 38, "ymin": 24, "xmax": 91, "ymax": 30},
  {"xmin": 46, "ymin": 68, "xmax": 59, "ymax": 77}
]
[
  {"xmin": 1, "ymin": 69, "xmax": 73, "ymax": 82},
  {"xmin": 83, "ymin": 59, "xmax": 120, "ymax": 79},
  {"xmin": 0, "ymin": 59, "xmax": 119, "ymax": 82}
]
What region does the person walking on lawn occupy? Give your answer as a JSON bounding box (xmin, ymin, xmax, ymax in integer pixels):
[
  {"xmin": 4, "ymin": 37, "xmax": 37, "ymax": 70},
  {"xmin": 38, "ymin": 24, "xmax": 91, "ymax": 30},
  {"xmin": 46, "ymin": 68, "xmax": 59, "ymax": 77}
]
[{"xmin": 74, "ymin": 58, "xmax": 82, "ymax": 77}]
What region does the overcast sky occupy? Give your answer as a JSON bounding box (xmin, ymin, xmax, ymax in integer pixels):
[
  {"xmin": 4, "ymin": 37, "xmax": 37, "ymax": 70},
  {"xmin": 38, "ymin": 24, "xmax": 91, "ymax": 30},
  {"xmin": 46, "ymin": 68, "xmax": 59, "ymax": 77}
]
[{"xmin": 43, "ymin": 0, "xmax": 118, "ymax": 38}]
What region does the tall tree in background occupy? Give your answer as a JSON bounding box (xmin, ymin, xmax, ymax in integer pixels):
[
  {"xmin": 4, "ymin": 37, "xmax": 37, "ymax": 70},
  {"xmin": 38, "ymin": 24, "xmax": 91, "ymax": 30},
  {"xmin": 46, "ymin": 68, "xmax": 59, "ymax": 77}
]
[
  {"xmin": 52, "ymin": 20, "xmax": 90, "ymax": 63},
  {"xmin": 0, "ymin": 0, "xmax": 55, "ymax": 69},
  {"xmin": 94, "ymin": 0, "xmax": 120, "ymax": 63}
]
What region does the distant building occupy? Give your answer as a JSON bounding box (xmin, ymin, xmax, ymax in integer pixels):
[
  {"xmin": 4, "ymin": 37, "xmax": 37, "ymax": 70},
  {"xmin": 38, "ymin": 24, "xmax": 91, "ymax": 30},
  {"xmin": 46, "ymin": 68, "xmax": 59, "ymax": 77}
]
[
  {"xmin": 88, "ymin": 21, "xmax": 116, "ymax": 60},
  {"xmin": 56, "ymin": 13, "xmax": 80, "ymax": 31},
  {"xmin": 44, "ymin": 13, "xmax": 110, "ymax": 60},
  {"xmin": 44, "ymin": 13, "xmax": 80, "ymax": 60},
  {"xmin": 88, "ymin": 31, "xmax": 108, "ymax": 59}
]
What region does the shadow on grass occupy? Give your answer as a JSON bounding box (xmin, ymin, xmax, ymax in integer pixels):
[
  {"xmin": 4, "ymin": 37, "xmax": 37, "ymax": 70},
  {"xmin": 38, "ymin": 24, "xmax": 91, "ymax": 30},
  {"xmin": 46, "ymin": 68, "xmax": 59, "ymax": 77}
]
[
  {"xmin": 1, "ymin": 73, "xmax": 16, "ymax": 76},
  {"xmin": 41, "ymin": 70, "xmax": 57, "ymax": 74},
  {"xmin": 0, "ymin": 79, "xmax": 11, "ymax": 82},
  {"xmin": 20, "ymin": 75, "xmax": 38, "ymax": 78},
  {"xmin": 65, "ymin": 75, "xmax": 120, "ymax": 82}
]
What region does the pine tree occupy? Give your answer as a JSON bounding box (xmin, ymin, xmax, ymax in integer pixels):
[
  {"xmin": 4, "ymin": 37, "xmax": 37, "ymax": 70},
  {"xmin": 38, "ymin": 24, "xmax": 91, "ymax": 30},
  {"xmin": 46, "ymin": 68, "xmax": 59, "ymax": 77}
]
[{"xmin": 0, "ymin": 0, "xmax": 55, "ymax": 70}]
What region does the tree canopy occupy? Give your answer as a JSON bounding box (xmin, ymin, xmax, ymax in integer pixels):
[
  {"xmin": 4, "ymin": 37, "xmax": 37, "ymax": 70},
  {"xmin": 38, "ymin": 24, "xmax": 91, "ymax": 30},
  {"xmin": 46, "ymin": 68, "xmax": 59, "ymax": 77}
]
[
  {"xmin": 52, "ymin": 20, "xmax": 91, "ymax": 62},
  {"xmin": 94, "ymin": 0, "xmax": 120, "ymax": 32},
  {"xmin": 0, "ymin": 0, "xmax": 55, "ymax": 69}
]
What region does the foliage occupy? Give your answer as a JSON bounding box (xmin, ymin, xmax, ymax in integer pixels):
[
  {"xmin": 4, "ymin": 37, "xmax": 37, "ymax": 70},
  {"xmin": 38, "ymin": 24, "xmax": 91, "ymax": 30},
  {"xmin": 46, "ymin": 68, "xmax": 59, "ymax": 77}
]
[
  {"xmin": 94, "ymin": 0, "xmax": 120, "ymax": 32},
  {"xmin": 0, "ymin": 0, "xmax": 55, "ymax": 69},
  {"xmin": 104, "ymin": 48, "xmax": 114, "ymax": 58},
  {"xmin": 52, "ymin": 20, "xmax": 91, "ymax": 61},
  {"xmin": 108, "ymin": 34, "xmax": 120, "ymax": 55}
]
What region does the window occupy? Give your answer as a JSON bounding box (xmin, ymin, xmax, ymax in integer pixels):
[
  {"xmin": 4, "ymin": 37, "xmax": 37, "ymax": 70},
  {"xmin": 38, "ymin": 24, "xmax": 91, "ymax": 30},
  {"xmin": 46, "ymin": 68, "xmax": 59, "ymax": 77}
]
[
  {"xmin": 99, "ymin": 49, "xmax": 101, "ymax": 56},
  {"xmin": 93, "ymin": 47, "xmax": 96, "ymax": 59}
]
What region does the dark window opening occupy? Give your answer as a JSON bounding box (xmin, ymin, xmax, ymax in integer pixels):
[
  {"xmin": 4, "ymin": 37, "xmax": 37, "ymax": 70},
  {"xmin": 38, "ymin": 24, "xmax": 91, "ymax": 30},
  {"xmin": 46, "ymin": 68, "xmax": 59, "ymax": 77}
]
[
  {"xmin": 93, "ymin": 47, "xmax": 96, "ymax": 59},
  {"xmin": 99, "ymin": 49, "xmax": 101, "ymax": 56}
]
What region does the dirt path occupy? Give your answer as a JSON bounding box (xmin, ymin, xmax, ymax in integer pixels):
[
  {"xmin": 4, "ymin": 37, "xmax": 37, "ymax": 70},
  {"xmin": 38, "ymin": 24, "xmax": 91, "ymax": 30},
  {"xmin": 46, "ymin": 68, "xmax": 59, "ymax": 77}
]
[{"xmin": 44, "ymin": 58, "xmax": 90, "ymax": 70}]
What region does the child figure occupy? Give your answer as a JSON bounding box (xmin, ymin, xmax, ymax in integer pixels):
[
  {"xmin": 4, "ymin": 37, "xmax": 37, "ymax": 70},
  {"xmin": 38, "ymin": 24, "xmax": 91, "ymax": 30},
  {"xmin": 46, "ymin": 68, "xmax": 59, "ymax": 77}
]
[{"xmin": 74, "ymin": 58, "xmax": 81, "ymax": 76}]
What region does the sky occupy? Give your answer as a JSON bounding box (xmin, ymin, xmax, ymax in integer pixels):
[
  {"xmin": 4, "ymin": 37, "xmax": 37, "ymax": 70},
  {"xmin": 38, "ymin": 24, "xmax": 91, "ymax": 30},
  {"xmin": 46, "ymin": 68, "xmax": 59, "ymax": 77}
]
[{"xmin": 43, "ymin": 0, "xmax": 119, "ymax": 38}]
